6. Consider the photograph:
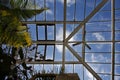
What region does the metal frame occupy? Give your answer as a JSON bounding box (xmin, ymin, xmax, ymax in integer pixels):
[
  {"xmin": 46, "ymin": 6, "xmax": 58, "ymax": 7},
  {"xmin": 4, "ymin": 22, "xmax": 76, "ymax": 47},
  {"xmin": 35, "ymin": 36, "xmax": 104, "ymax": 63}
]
[
  {"xmin": 111, "ymin": 0, "xmax": 115, "ymax": 80},
  {"xmin": 22, "ymin": 0, "xmax": 120, "ymax": 80},
  {"xmin": 65, "ymin": 0, "xmax": 109, "ymax": 41}
]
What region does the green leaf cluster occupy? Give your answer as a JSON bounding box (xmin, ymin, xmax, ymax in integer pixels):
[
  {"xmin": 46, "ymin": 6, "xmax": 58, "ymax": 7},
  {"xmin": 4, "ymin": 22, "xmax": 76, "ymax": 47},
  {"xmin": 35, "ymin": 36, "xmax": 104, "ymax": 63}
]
[{"xmin": 0, "ymin": 0, "xmax": 47, "ymax": 47}]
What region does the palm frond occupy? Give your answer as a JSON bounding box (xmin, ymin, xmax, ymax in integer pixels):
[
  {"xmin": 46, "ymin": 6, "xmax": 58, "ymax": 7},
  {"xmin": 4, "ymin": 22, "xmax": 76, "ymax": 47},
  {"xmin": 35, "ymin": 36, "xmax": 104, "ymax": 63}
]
[
  {"xmin": 1, "ymin": 0, "xmax": 48, "ymax": 20},
  {"xmin": 0, "ymin": 17, "xmax": 32, "ymax": 47},
  {"xmin": 0, "ymin": 0, "xmax": 47, "ymax": 47},
  {"xmin": 8, "ymin": 8, "xmax": 48, "ymax": 20}
]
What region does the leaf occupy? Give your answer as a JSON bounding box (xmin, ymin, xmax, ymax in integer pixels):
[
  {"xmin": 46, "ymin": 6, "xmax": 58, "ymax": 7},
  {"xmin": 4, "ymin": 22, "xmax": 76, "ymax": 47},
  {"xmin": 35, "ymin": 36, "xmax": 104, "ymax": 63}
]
[{"xmin": 0, "ymin": 0, "xmax": 47, "ymax": 47}]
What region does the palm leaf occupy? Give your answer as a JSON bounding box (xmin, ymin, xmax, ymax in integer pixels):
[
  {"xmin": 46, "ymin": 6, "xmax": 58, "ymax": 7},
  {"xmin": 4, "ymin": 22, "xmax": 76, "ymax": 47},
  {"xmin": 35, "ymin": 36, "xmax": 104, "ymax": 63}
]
[
  {"xmin": 9, "ymin": 0, "xmax": 48, "ymax": 20},
  {"xmin": 0, "ymin": 0, "xmax": 48, "ymax": 47},
  {"xmin": 1, "ymin": 0, "xmax": 48, "ymax": 20},
  {"xmin": 8, "ymin": 8, "xmax": 48, "ymax": 20},
  {"xmin": 0, "ymin": 17, "xmax": 32, "ymax": 47}
]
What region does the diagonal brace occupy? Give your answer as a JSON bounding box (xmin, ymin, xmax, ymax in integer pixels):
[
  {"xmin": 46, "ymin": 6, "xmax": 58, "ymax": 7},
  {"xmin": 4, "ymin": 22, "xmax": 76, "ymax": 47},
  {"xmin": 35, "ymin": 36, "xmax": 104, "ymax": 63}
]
[
  {"xmin": 65, "ymin": 0, "xmax": 108, "ymax": 41},
  {"xmin": 66, "ymin": 44, "xmax": 102, "ymax": 80}
]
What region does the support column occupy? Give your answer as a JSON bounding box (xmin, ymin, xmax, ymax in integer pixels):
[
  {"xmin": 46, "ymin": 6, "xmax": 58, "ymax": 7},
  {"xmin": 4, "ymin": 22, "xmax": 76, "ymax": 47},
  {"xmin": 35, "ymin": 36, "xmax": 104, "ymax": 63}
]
[
  {"xmin": 62, "ymin": 0, "xmax": 67, "ymax": 73},
  {"xmin": 111, "ymin": 0, "xmax": 115, "ymax": 80}
]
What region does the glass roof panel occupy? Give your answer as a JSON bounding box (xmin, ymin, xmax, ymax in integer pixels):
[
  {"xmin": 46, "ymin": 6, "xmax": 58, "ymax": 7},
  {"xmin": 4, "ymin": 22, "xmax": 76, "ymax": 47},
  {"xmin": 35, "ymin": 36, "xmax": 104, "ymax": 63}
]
[
  {"xmin": 38, "ymin": 25, "xmax": 45, "ymax": 40},
  {"xmin": 27, "ymin": 24, "xmax": 37, "ymax": 41},
  {"xmin": 18, "ymin": 0, "xmax": 120, "ymax": 80}
]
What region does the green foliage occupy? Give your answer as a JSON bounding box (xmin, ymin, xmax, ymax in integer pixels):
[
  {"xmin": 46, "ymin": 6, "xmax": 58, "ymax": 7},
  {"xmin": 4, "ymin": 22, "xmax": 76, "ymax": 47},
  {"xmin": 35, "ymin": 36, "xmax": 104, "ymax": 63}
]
[
  {"xmin": 0, "ymin": 0, "xmax": 48, "ymax": 79},
  {"xmin": 0, "ymin": 0, "xmax": 47, "ymax": 47}
]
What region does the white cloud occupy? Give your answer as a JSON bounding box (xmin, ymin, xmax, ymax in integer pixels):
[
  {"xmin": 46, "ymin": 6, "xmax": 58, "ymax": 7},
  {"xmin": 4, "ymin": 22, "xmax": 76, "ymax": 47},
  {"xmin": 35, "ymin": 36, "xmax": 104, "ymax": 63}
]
[
  {"xmin": 92, "ymin": 33, "xmax": 105, "ymax": 41},
  {"xmin": 92, "ymin": 33, "xmax": 105, "ymax": 49},
  {"xmin": 89, "ymin": 53, "xmax": 111, "ymax": 74},
  {"xmin": 47, "ymin": 0, "xmax": 75, "ymax": 7},
  {"xmin": 47, "ymin": 0, "xmax": 53, "ymax": 3},
  {"xmin": 91, "ymin": 53, "xmax": 96, "ymax": 62},
  {"xmin": 66, "ymin": 0, "xmax": 75, "ymax": 7},
  {"xmin": 58, "ymin": 0, "xmax": 75, "ymax": 7},
  {"xmin": 91, "ymin": 53, "xmax": 110, "ymax": 63},
  {"xmin": 56, "ymin": 27, "xmax": 63, "ymax": 41},
  {"xmin": 56, "ymin": 27, "xmax": 75, "ymax": 53},
  {"xmin": 116, "ymin": 77, "xmax": 120, "ymax": 80},
  {"xmin": 46, "ymin": 9, "xmax": 53, "ymax": 15}
]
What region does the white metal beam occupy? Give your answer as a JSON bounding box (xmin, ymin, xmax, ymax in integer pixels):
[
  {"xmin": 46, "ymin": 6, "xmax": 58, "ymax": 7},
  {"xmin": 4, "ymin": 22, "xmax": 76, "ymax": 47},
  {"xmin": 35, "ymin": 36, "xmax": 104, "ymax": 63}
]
[
  {"xmin": 62, "ymin": 0, "xmax": 67, "ymax": 72},
  {"xmin": 26, "ymin": 61, "xmax": 82, "ymax": 64},
  {"xmin": 33, "ymin": 40, "xmax": 120, "ymax": 45},
  {"xmin": 32, "ymin": 40, "xmax": 63, "ymax": 45}
]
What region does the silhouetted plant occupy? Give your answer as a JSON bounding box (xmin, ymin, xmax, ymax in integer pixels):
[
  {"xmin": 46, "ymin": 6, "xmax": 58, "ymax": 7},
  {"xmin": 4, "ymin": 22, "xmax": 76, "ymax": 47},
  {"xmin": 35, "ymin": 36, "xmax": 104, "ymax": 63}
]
[{"xmin": 0, "ymin": 0, "xmax": 47, "ymax": 79}]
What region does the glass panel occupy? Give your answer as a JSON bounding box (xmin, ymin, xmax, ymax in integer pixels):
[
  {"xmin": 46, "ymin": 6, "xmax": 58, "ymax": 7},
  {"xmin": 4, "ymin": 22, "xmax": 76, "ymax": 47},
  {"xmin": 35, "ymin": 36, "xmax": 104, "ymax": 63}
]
[
  {"xmin": 85, "ymin": 0, "xmax": 94, "ymax": 17},
  {"xmin": 46, "ymin": 45, "xmax": 54, "ymax": 60},
  {"xmin": 46, "ymin": 0, "xmax": 54, "ymax": 21},
  {"xmin": 115, "ymin": 21, "xmax": 120, "ymax": 30},
  {"xmin": 115, "ymin": 31, "xmax": 120, "ymax": 40},
  {"xmin": 55, "ymin": 45, "xmax": 62, "ymax": 61},
  {"xmin": 115, "ymin": 54, "xmax": 120, "ymax": 63},
  {"xmin": 26, "ymin": 44, "xmax": 37, "ymax": 60},
  {"xmin": 47, "ymin": 25, "xmax": 54, "ymax": 40},
  {"xmin": 44, "ymin": 64, "xmax": 53, "ymax": 73},
  {"xmin": 115, "ymin": 42, "xmax": 120, "ymax": 52},
  {"xmin": 86, "ymin": 31, "xmax": 111, "ymax": 41},
  {"xmin": 27, "ymin": 0, "xmax": 35, "ymax": 21},
  {"xmin": 85, "ymin": 43, "xmax": 111, "ymax": 53},
  {"xmin": 56, "ymin": 0, "xmax": 64, "ymax": 21},
  {"xmin": 96, "ymin": 0, "xmax": 102, "ymax": 6},
  {"xmin": 38, "ymin": 26, "xmax": 45, "ymax": 40},
  {"xmin": 56, "ymin": 24, "xmax": 63, "ymax": 41},
  {"xmin": 65, "ymin": 64, "xmax": 73, "ymax": 73},
  {"xmin": 115, "ymin": 76, "xmax": 120, "ymax": 80},
  {"xmin": 65, "ymin": 47, "xmax": 76, "ymax": 61},
  {"xmin": 115, "ymin": 0, "xmax": 120, "ymax": 8},
  {"xmin": 66, "ymin": 24, "xmax": 75, "ymax": 38},
  {"xmin": 53, "ymin": 64, "xmax": 62, "ymax": 74},
  {"xmin": 99, "ymin": 74, "xmax": 111, "ymax": 80},
  {"xmin": 101, "ymin": 0, "xmax": 111, "ymax": 10},
  {"xmin": 36, "ymin": 0, "xmax": 45, "ymax": 21},
  {"xmin": 66, "ymin": 0, "xmax": 75, "ymax": 21},
  {"xmin": 74, "ymin": 64, "xmax": 83, "ymax": 80},
  {"xmin": 27, "ymin": 24, "xmax": 37, "ymax": 40},
  {"xmin": 86, "ymin": 22, "xmax": 111, "ymax": 41},
  {"xmin": 75, "ymin": 0, "xmax": 84, "ymax": 21},
  {"xmin": 85, "ymin": 53, "xmax": 111, "ymax": 63},
  {"xmin": 35, "ymin": 45, "xmax": 45, "ymax": 61},
  {"xmin": 34, "ymin": 64, "xmax": 43, "ymax": 73},
  {"xmin": 86, "ymin": 22, "xmax": 111, "ymax": 32},
  {"xmin": 115, "ymin": 65, "xmax": 120, "ymax": 75},
  {"xmin": 84, "ymin": 67, "xmax": 94, "ymax": 80},
  {"xmin": 115, "ymin": 10, "xmax": 120, "ymax": 19},
  {"xmin": 90, "ymin": 11, "xmax": 111, "ymax": 21},
  {"xmin": 89, "ymin": 63, "xmax": 111, "ymax": 73},
  {"xmin": 72, "ymin": 44, "xmax": 82, "ymax": 53}
]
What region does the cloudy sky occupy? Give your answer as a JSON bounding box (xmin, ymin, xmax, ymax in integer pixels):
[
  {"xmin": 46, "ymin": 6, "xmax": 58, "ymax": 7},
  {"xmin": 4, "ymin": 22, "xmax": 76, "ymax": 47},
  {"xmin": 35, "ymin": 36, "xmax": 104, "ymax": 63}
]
[{"xmin": 27, "ymin": 0, "xmax": 120, "ymax": 80}]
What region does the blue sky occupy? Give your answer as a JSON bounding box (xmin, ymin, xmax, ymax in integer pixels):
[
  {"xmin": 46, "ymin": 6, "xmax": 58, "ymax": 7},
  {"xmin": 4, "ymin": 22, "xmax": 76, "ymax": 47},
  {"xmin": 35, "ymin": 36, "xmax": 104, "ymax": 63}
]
[{"xmin": 26, "ymin": 0, "xmax": 120, "ymax": 80}]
